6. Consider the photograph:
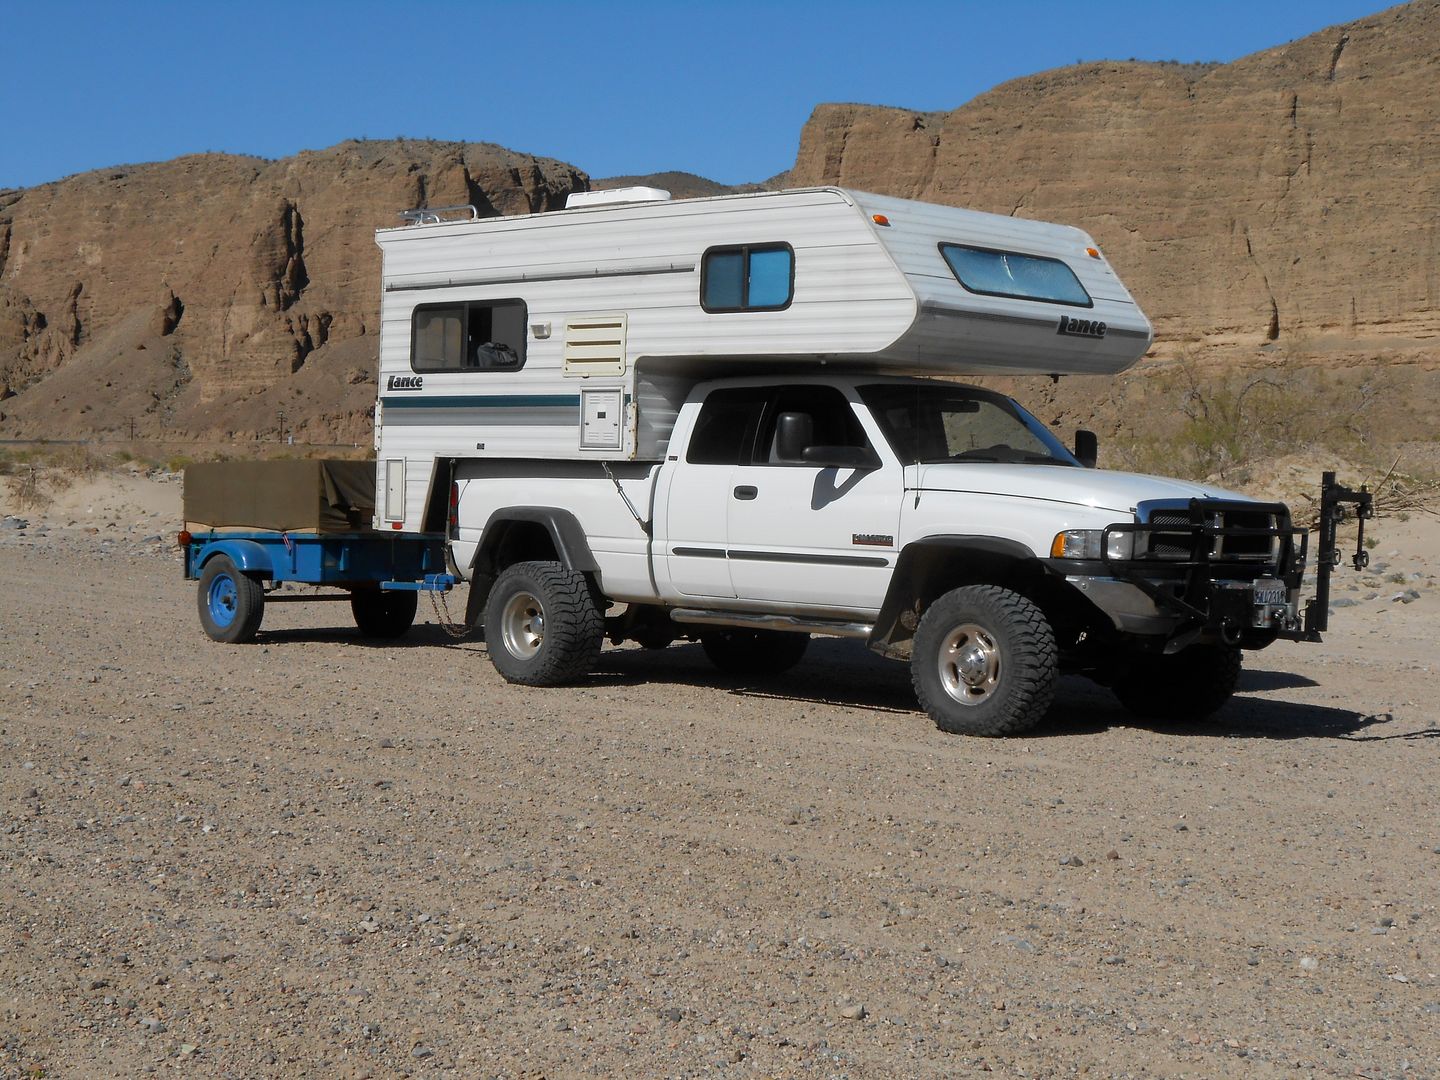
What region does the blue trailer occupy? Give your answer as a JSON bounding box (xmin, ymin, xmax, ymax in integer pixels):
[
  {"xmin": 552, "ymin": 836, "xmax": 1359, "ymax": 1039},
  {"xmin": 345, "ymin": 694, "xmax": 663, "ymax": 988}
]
[{"xmin": 181, "ymin": 461, "xmax": 455, "ymax": 643}]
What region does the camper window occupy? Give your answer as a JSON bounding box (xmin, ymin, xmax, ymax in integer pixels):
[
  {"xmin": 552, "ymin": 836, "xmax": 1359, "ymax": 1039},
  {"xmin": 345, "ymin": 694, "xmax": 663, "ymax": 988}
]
[
  {"xmin": 700, "ymin": 244, "xmax": 794, "ymax": 312},
  {"xmin": 411, "ymin": 300, "xmax": 528, "ymax": 372},
  {"xmin": 938, "ymin": 244, "xmax": 1092, "ymax": 308}
]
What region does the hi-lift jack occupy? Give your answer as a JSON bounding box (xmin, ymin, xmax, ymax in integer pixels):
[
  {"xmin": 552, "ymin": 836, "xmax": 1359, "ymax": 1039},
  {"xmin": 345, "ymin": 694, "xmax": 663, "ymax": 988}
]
[{"xmin": 1301, "ymin": 470, "xmax": 1375, "ymax": 640}]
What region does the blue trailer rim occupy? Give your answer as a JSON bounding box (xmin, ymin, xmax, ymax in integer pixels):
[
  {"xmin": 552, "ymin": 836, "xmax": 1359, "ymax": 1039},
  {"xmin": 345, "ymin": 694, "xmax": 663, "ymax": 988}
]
[{"xmin": 206, "ymin": 572, "xmax": 240, "ymax": 628}]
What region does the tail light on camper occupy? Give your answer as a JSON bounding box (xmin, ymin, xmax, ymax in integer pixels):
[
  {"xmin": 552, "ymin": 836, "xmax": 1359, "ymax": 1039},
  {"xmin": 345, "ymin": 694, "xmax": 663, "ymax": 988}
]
[{"xmin": 449, "ymin": 481, "xmax": 459, "ymax": 536}]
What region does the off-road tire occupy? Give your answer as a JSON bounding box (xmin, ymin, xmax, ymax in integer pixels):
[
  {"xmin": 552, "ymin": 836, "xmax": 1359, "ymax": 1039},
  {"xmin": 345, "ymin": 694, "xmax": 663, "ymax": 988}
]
[
  {"xmin": 197, "ymin": 556, "xmax": 265, "ymax": 644},
  {"xmin": 350, "ymin": 589, "xmax": 418, "ymax": 639},
  {"xmin": 1113, "ymin": 644, "xmax": 1242, "ymax": 721},
  {"xmin": 484, "ymin": 561, "xmax": 603, "ymax": 686},
  {"xmin": 912, "ymin": 585, "xmax": 1057, "ymax": 737},
  {"xmin": 700, "ymin": 628, "xmax": 809, "ymax": 677}
]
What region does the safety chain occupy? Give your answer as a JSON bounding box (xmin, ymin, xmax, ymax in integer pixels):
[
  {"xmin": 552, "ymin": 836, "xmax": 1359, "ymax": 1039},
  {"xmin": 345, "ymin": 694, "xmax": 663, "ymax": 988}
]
[{"xmin": 428, "ymin": 585, "xmax": 472, "ymax": 639}]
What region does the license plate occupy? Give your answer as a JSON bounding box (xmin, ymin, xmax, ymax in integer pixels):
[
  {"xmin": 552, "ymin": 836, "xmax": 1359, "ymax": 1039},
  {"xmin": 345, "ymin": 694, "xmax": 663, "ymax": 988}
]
[{"xmin": 1252, "ymin": 579, "xmax": 1287, "ymax": 606}]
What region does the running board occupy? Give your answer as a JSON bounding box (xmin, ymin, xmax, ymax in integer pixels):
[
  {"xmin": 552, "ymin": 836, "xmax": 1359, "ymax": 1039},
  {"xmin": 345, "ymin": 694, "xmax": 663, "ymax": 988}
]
[{"xmin": 669, "ymin": 608, "xmax": 872, "ymax": 639}]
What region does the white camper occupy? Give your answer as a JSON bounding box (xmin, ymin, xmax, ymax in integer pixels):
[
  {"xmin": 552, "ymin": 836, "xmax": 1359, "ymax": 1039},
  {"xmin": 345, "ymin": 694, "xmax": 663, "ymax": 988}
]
[{"xmin": 373, "ymin": 186, "xmax": 1151, "ymax": 528}]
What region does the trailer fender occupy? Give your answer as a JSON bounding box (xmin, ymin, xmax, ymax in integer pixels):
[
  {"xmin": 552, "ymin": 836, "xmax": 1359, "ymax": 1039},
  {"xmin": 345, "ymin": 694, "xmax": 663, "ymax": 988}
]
[{"xmin": 194, "ymin": 539, "xmax": 275, "ymax": 579}]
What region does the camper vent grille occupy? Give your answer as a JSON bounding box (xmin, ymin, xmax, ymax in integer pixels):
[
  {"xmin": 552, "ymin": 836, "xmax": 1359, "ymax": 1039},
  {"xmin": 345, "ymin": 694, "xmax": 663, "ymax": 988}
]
[{"xmin": 564, "ymin": 315, "xmax": 628, "ymax": 377}]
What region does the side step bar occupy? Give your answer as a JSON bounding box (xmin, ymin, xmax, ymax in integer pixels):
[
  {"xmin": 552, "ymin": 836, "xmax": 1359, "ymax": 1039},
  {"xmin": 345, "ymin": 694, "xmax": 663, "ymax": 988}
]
[{"xmin": 669, "ymin": 608, "xmax": 872, "ymax": 640}]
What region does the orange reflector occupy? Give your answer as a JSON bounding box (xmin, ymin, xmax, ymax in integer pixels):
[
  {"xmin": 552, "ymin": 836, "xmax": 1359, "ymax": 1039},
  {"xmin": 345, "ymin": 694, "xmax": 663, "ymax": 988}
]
[
  {"xmin": 1086, "ymin": 247, "xmax": 1101, "ymax": 259},
  {"xmin": 872, "ymin": 214, "xmax": 891, "ymax": 227},
  {"xmin": 391, "ymin": 521, "xmax": 404, "ymax": 530}
]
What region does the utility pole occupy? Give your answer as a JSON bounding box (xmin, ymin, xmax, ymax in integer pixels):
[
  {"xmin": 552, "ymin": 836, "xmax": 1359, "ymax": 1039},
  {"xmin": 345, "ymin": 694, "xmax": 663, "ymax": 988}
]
[{"xmin": 277, "ymin": 409, "xmax": 286, "ymax": 444}]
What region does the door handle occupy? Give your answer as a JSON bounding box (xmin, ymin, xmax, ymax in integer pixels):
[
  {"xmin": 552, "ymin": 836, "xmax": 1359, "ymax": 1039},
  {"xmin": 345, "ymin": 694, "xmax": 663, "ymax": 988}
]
[{"xmin": 733, "ymin": 485, "xmax": 758, "ymax": 500}]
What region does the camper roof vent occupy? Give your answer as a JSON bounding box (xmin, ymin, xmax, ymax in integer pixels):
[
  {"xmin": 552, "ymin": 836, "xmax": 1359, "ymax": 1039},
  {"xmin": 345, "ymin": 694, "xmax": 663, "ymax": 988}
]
[
  {"xmin": 399, "ymin": 204, "xmax": 480, "ymax": 226},
  {"xmin": 565, "ymin": 187, "xmax": 672, "ymax": 210}
]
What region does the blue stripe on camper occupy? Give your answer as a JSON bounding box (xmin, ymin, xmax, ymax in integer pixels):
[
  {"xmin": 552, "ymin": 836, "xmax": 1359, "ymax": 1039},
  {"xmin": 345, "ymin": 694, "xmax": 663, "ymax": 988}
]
[{"xmin": 379, "ymin": 394, "xmax": 583, "ymax": 409}]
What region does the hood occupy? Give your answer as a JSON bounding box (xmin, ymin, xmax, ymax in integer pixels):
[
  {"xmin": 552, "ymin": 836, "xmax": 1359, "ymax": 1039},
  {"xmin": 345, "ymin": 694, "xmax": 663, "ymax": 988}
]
[{"xmin": 913, "ymin": 464, "xmax": 1255, "ymax": 515}]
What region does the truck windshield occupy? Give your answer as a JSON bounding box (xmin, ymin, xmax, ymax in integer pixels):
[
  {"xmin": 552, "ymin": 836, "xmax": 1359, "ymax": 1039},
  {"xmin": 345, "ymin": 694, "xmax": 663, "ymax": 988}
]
[{"xmin": 859, "ymin": 384, "xmax": 1079, "ymax": 466}]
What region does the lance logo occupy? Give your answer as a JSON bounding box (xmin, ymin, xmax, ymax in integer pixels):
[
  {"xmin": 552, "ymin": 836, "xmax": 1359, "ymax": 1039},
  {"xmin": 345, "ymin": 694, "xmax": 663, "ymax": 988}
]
[
  {"xmin": 387, "ymin": 375, "xmax": 424, "ymax": 391},
  {"xmin": 1056, "ymin": 315, "xmax": 1107, "ymax": 339}
]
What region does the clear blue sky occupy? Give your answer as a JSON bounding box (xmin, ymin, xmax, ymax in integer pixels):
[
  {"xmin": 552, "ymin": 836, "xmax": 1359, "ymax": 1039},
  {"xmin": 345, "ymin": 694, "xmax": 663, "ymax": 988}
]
[{"xmin": 1, "ymin": 0, "xmax": 1397, "ymax": 191}]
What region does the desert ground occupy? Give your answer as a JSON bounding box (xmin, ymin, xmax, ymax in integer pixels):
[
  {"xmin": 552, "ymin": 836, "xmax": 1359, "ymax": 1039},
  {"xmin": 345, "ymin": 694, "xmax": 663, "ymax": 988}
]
[{"xmin": 2, "ymin": 467, "xmax": 1438, "ymax": 1079}]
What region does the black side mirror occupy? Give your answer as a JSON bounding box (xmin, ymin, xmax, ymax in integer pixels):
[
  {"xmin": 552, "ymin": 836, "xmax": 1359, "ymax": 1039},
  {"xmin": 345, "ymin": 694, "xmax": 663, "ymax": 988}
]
[
  {"xmin": 802, "ymin": 445, "xmax": 881, "ymax": 470},
  {"xmin": 1074, "ymin": 429, "xmax": 1098, "ymax": 469},
  {"xmin": 774, "ymin": 411, "xmax": 814, "ymax": 462}
]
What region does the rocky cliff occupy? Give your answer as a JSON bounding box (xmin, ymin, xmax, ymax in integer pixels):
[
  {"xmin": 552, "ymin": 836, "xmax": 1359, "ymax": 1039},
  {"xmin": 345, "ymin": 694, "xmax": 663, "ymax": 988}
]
[
  {"xmin": 1, "ymin": 2, "xmax": 1436, "ymax": 457},
  {"xmin": 0, "ymin": 141, "xmax": 585, "ymax": 442}
]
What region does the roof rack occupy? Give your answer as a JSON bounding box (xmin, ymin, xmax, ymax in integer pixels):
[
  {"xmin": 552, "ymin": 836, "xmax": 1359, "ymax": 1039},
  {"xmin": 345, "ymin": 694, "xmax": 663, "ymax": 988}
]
[{"xmin": 398, "ymin": 204, "xmax": 480, "ymax": 226}]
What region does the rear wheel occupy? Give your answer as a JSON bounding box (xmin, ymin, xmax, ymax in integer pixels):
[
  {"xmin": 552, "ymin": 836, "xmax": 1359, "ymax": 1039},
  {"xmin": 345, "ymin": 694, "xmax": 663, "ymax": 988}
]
[
  {"xmin": 197, "ymin": 556, "xmax": 265, "ymax": 644},
  {"xmin": 911, "ymin": 585, "xmax": 1056, "ymax": 736},
  {"xmin": 484, "ymin": 561, "xmax": 604, "ymax": 686},
  {"xmin": 700, "ymin": 628, "xmax": 809, "ymax": 676},
  {"xmin": 1113, "ymin": 644, "xmax": 1241, "ymax": 721},
  {"xmin": 351, "ymin": 589, "xmax": 418, "ymax": 639}
]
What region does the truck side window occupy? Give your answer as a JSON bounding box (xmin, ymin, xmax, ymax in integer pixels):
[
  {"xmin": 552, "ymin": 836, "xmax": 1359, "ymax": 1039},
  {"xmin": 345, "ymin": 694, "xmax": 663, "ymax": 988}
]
[
  {"xmin": 700, "ymin": 244, "xmax": 794, "ymax": 312},
  {"xmin": 758, "ymin": 387, "xmax": 869, "ymax": 464},
  {"xmin": 411, "ymin": 299, "xmax": 528, "ymax": 372},
  {"xmin": 686, "ymin": 388, "xmax": 769, "ymax": 465}
]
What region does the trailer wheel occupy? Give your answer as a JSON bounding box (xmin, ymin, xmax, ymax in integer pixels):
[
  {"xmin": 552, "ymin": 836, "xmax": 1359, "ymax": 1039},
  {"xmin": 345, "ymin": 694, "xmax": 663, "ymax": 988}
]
[
  {"xmin": 1113, "ymin": 644, "xmax": 1241, "ymax": 721},
  {"xmin": 351, "ymin": 589, "xmax": 418, "ymax": 639},
  {"xmin": 485, "ymin": 561, "xmax": 603, "ymax": 686},
  {"xmin": 197, "ymin": 555, "xmax": 265, "ymax": 644},
  {"xmin": 911, "ymin": 585, "xmax": 1056, "ymax": 736},
  {"xmin": 700, "ymin": 628, "xmax": 809, "ymax": 677}
]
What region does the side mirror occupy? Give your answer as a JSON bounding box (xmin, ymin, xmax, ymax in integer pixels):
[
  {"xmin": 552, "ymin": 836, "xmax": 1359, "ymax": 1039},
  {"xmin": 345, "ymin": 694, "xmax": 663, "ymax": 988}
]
[
  {"xmin": 774, "ymin": 411, "xmax": 814, "ymax": 462},
  {"xmin": 1074, "ymin": 429, "xmax": 1098, "ymax": 469},
  {"xmin": 802, "ymin": 445, "xmax": 881, "ymax": 470}
]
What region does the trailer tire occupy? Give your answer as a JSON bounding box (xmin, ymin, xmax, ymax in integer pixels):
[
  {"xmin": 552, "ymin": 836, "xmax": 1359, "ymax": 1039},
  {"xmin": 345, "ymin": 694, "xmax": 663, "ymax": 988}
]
[
  {"xmin": 485, "ymin": 561, "xmax": 603, "ymax": 686},
  {"xmin": 350, "ymin": 589, "xmax": 418, "ymax": 639},
  {"xmin": 1113, "ymin": 644, "xmax": 1241, "ymax": 721},
  {"xmin": 911, "ymin": 585, "xmax": 1056, "ymax": 737},
  {"xmin": 197, "ymin": 555, "xmax": 265, "ymax": 644},
  {"xmin": 700, "ymin": 628, "xmax": 809, "ymax": 677}
]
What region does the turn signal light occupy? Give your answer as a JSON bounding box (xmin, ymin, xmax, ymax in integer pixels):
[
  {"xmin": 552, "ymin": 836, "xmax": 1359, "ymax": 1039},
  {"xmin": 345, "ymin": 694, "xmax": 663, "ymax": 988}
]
[
  {"xmin": 1086, "ymin": 247, "xmax": 1101, "ymax": 259},
  {"xmin": 872, "ymin": 214, "xmax": 891, "ymax": 227}
]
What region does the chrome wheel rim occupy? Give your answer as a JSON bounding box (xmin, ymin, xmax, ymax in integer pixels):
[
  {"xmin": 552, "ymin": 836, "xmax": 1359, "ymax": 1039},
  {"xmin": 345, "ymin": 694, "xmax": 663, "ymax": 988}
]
[
  {"xmin": 937, "ymin": 623, "xmax": 1000, "ymax": 706},
  {"xmin": 499, "ymin": 590, "xmax": 545, "ymax": 659}
]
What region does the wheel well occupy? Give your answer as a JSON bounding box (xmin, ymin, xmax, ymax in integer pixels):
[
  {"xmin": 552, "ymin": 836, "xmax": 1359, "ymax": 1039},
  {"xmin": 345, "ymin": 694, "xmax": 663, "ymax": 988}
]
[{"xmin": 870, "ymin": 540, "xmax": 1104, "ymax": 658}]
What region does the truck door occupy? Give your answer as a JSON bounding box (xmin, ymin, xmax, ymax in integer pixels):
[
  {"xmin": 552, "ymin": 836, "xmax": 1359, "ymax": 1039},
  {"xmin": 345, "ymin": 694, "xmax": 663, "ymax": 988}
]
[
  {"xmin": 727, "ymin": 386, "xmax": 900, "ymax": 615},
  {"xmin": 659, "ymin": 387, "xmax": 768, "ymax": 599}
]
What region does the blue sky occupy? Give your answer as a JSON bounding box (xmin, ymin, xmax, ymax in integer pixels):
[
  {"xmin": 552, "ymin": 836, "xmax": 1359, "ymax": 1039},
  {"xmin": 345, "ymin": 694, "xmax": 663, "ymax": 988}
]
[{"xmin": 1, "ymin": 0, "xmax": 1396, "ymax": 191}]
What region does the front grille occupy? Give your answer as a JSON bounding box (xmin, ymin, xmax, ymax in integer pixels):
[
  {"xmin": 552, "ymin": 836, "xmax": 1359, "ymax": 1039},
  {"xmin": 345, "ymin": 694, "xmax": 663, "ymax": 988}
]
[{"xmin": 1136, "ymin": 500, "xmax": 1286, "ymax": 564}]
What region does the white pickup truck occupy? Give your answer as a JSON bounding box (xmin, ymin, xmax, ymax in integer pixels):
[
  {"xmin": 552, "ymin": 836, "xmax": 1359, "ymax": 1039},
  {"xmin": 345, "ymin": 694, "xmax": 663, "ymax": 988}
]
[{"xmin": 450, "ymin": 371, "xmax": 1353, "ymax": 736}]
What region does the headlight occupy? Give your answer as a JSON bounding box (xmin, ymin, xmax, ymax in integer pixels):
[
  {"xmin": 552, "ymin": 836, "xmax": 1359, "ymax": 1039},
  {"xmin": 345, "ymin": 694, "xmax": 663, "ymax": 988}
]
[{"xmin": 1050, "ymin": 529, "xmax": 1135, "ymax": 560}]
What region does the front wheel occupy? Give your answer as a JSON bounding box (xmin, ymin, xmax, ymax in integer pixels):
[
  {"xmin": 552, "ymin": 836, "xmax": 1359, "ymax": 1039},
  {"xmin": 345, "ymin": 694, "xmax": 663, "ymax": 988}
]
[
  {"xmin": 484, "ymin": 561, "xmax": 604, "ymax": 686},
  {"xmin": 351, "ymin": 589, "xmax": 418, "ymax": 639},
  {"xmin": 197, "ymin": 556, "xmax": 265, "ymax": 644},
  {"xmin": 1113, "ymin": 644, "xmax": 1241, "ymax": 721},
  {"xmin": 911, "ymin": 585, "xmax": 1056, "ymax": 736}
]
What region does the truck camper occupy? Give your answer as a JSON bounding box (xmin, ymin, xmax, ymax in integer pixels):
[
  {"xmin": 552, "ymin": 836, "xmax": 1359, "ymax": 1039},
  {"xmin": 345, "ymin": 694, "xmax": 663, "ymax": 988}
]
[{"xmin": 183, "ymin": 186, "xmax": 1372, "ymax": 736}]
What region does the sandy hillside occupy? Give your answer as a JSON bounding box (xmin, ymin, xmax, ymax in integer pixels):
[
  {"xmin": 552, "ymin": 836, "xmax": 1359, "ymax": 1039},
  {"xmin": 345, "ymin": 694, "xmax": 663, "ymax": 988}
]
[{"xmin": 2, "ymin": 470, "xmax": 1438, "ymax": 1078}]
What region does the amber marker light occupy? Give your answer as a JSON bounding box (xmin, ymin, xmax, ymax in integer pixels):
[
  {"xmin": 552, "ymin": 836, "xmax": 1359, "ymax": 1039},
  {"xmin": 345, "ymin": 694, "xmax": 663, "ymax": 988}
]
[
  {"xmin": 872, "ymin": 214, "xmax": 891, "ymax": 227},
  {"xmin": 1086, "ymin": 247, "xmax": 1101, "ymax": 259}
]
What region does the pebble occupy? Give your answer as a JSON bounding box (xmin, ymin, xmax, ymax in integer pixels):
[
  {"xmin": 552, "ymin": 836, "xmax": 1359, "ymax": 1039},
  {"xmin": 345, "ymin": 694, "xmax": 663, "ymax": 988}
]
[
  {"xmin": 410, "ymin": 1045, "xmax": 433, "ymax": 1059},
  {"xmin": 661, "ymin": 1007, "xmax": 684, "ymax": 1023},
  {"xmin": 1059, "ymin": 854, "xmax": 1084, "ymax": 867},
  {"xmin": 1, "ymin": 516, "xmax": 28, "ymax": 530},
  {"xmin": 140, "ymin": 1016, "xmax": 166, "ymax": 1034},
  {"xmin": 1299, "ymin": 956, "xmax": 1319, "ymax": 972},
  {"xmin": 840, "ymin": 1003, "xmax": 866, "ymax": 1020}
]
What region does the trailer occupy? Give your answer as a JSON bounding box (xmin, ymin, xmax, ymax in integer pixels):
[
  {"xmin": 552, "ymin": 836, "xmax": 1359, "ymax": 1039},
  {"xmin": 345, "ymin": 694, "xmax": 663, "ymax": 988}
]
[{"xmin": 180, "ymin": 459, "xmax": 453, "ymax": 643}]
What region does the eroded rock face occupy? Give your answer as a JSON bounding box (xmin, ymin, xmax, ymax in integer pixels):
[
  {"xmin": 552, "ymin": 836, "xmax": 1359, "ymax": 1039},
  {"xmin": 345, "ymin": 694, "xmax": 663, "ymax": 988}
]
[
  {"xmin": 787, "ymin": 2, "xmax": 1440, "ymax": 350},
  {"xmin": 0, "ymin": 141, "xmax": 585, "ymax": 441}
]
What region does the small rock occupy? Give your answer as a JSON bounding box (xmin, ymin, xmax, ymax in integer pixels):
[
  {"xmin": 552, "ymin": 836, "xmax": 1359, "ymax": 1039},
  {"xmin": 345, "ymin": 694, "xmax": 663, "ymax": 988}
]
[
  {"xmin": 1106, "ymin": 849, "xmax": 1120, "ymax": 860},
  {"xmin": 661, "ymin": 1007, "xmax": 684, "ymax": 1023},
  {"xmin": 1101, "ymin": 954, "xmax": 1126, "ymax": 965},
  {"xmin": 840, "ymin": 1003, "xmax": 867, "ymax": 1021},
  {"xmin": 553, "ymin": 1017, "xmax": 571, "ymax": 1032},
  {"xmin": 1059, "ymin": 854, "xmax": 1084, "ymax": 867},
  {"xmin": 140, "ymin": 1016, "xmax": 166, "ymax": 1034},
  {"xmin": 1, "ymin": 516, "xmax": 29, "ymax": 530},
  {"xmin": 378, "ymin": 738, "xmax": 395, "ymax": 749},
  {"xmin": 410, "ymin": 1046, "xmax": 433, "ymax": 1059},
  {"xmin": 1174, "ymin": 823, "xmax": 1189, "ymax": 832},
  {"xmin": 1299, "ymin": 956, "xmax": 1319, "ymax": 972}
]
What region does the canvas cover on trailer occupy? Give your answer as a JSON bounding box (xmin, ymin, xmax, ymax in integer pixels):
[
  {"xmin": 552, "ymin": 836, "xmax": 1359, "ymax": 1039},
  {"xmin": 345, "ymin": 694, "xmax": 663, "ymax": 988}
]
[{"xmin": 184, "ymin": 461, "xmax": 376, "ymax": 532}]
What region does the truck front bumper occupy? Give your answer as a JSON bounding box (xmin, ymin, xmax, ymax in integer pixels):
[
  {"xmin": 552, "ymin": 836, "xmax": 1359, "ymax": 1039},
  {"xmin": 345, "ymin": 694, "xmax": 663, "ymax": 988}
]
[{"xmin": 1063, "ymin": 572, "xmax": 1301, "ymax": 641}]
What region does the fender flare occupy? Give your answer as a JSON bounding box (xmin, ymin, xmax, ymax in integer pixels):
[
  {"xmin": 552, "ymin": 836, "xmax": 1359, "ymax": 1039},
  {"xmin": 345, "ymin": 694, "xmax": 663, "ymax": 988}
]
[
  {"xmin": 464, "ymin": 507, "xmax": 600, "ymax": 629},
  {"xmin": 869, "ymin": 535, "xmax": 1044, "ymax": 653}
]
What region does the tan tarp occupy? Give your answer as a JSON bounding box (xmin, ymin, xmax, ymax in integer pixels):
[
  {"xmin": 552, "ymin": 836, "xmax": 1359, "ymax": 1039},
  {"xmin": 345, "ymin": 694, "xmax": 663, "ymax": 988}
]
[{"xmin": 184, "ymin": 460, "xmax": 376, "ymax": 532}]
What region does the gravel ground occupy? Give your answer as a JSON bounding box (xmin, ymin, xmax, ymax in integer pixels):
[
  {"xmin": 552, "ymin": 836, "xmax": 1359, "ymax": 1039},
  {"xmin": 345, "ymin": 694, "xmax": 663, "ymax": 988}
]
[{"xmin": 3, "ymin": 510, "xmax": 1439, "ymax": 1079}]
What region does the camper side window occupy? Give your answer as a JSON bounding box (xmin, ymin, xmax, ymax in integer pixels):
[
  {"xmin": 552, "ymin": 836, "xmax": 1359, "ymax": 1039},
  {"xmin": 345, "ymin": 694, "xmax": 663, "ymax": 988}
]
[
  {"xmin": 700, "ymin": 244, "xmax": 794, "ymax": 312},
  {"xmin": 411, "ymin": 300, "xmax": 528, "ymax": 372}
]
